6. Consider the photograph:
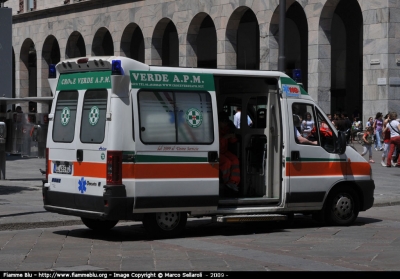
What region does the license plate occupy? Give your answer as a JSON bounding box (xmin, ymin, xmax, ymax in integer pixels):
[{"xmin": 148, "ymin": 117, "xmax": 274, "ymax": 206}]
[{"xmin": 53, "ymin": 162, "xmax": 72, "ymax": 174}]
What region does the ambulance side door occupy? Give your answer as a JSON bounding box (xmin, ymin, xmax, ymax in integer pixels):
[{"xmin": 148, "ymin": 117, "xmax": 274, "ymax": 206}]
[{"xmin": 132, "ymin": 87, "xmax": 220, "ymax": 213}]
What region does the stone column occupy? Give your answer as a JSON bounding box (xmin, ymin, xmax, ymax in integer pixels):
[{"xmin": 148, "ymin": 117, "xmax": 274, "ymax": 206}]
[{"xmin": 362, "ymin": 1, "xmax": 394, "ymax": 124}]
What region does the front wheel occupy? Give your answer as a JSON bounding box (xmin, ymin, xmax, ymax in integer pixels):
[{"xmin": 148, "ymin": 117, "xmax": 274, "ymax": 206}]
[
  {"xmin": 324, "ymin": 186, "xmax": 359, "ymax": 226},
  {"xmin": 81, "ymin": 217, "xmax": 119, "ymax": 231},
  {"xmin": 143, "ymin": 212, "xmax": 187, "ymax": 238}
]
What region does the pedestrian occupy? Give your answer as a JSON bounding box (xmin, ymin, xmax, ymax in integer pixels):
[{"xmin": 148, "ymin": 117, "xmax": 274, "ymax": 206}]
[
  {"xmin": 327, "ymin": 114, "xmax": 332, "ymax": 121},
  {"xmin": 381, "ymin": 114, "xmax": 391, "ymax": 167},
  {"xmin": 366, "ymin": 117, "xmax": 374, "ymax": 128},
  {"xmin": 373, "ymin": 112, "xmax": 384, "ymax": 151},
  {"xmin": 351, "ymin": 116, "xmax": 361, "ymax": 142},
  {"xmin": 361, "ymin": 126, "xmax": 374, "ymax": 163},
  {"xmin": 301, "ymin": 112, "xmax": 314, "ymax": 137},
  {"xmin": 386, "ymin": 112, "xmax": 400, "ymax": 167},
  {"xmin": 16, "ymin": 106, "xmax": 23, "ymax": 113}
]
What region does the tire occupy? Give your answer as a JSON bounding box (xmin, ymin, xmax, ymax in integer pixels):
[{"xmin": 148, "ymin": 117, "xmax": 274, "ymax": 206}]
[
  {"xmin": 81, "ymin": 217, "xmax": 119, "ymax": 231},
  {"xmin": 143, "ymin": 212, "xmax": 187, "ymax": 238},
  {"xmin": 324, "ymin": 186, "xmax": 359, "ymax": 226}
]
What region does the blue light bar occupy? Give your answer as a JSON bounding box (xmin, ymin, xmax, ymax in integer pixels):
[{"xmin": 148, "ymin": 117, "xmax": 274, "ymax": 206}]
[
  {"xmin": 49, "ymin": 64, "xmax": 56, "ymax": 78},
  {"xmin": 293, "ymin": 69, "xmax": 302, "ymax": 82},
  {"xmin": 111, "ymin": 60, "xmax": 124, "ymax": 75}
]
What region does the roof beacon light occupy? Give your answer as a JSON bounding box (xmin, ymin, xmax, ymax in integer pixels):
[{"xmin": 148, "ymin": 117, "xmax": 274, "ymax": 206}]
[
  {"xmin": 293, "ymin": 69, "xmax": 302, "ymax": 83},
  {"xmin": 49, "ymin": 64, "xmax": 56, "ymax": 79},
  {"xmin": 111, "ymin": 60, "xmax": 124, "ymax": 75}
]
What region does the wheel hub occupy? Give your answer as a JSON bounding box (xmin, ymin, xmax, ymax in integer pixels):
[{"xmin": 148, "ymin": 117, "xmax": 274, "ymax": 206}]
[
  {"xmin": 333, "ymin": 195, "xmax": 352, "ymax": 219},
  {"xmin": 156, "ymin": 212, "xmax": 180, "ymax": 231}
]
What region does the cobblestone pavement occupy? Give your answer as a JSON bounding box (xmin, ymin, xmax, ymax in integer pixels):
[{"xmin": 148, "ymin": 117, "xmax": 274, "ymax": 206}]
[{"xmin": 0, "ymin": 207, "xmax": 400, "ymax": 271}]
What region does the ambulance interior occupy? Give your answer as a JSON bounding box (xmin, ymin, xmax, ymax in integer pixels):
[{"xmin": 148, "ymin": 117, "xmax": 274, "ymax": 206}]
[{"xmin": 214, "ymin": 76, "xmax": 282, "ymax": 205}]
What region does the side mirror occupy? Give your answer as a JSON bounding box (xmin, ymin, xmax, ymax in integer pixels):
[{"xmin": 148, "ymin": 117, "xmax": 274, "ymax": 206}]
[{"xmin": 337, "ymin": 131, "xmax": 347, "ymax": 154}]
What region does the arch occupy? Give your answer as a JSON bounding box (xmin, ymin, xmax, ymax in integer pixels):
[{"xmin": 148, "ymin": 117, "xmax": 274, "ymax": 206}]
[
  {"xmin": 285, "ymin": 2, "xmax": 308, "ymax": 90},
  {"xmin": 41, "ymin": 35, "xmax": 60, "ymax": 110},
  {"xmin": 186, "ymin": 13, "xmax": 217, "ymax": 68},
  {"xmin": 151, "ymin": 18, "xmax": 179, "ymax": 66},
  {"xmin": 66, "ymin": 31, "xmax": 86, "ymax": 59},
  {"xmin": 92, "ymin": 27, "xmax": 114, "ymax": 56},
  {"xmin": 319, "ymin": 0, "xmax": 363, "ymax": 117},
  {"xmin": 225, "ymin": 7, "xmax": 259, "ymax": 69},
  {"xmin": 19, "ymin": 39, "xmax": 36, "ymax": 106},
  {"xmin": 120, "ymin": 23, "xmax": 145, "ymax": 62},
  {"xmin": 269, "ymin": 1, "xmax": 307, "ymax": 72}
]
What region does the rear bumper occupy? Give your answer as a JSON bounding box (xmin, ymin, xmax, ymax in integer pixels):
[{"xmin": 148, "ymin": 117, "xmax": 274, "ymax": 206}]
[{"xmin": 43, "ymin": 184, "xmax": 136, "ymax": 220}]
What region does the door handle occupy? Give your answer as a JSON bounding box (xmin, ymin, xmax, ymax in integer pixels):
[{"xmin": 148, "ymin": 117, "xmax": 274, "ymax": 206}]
[
  {"xmin": 291, "ymin": 151, "xmax": 300, "ymax": 161},
  {"xmin": 77, "ymin": 149, "xmax": 83, "ymax": 162},
  {"xmin": 208, "ymin": 151, "xmax": 218, "ymax": 163}
]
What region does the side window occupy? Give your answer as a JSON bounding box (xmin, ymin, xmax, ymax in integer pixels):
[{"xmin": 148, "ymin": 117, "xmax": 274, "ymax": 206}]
[
  {"xmin": 292, "ymin": 103, "xmax": 317, "ymax": 145},
  {"xmin": 53, "ymin": 91, "xmax": 78, "ymax": 143},
  {"xmin": 138, "ymin": 91, "xmax": 214, "ymax": 144},
  {"xmin": 316, "ymin": 109, "xmax": 336, "ymax": 153},
  {"xmin": 80, "ymin": 90, "xmax": 108, "ymax": 144},
  {"xmin": 175, "ymin": 92, "xmax": 213, "ymax": 143}
]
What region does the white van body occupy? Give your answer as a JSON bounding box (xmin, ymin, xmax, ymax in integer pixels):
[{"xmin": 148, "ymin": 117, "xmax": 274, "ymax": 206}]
[{"xmin": 43, "ymin": 56, "xmax": 375, "ymax": 236}]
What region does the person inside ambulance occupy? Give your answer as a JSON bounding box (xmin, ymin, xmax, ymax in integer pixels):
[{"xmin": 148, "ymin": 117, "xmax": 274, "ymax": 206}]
[
  {"xmin": 307, "ymin": 115, "xmax": 334, "ymax": 151},
  {"xmin": 293, "ymin": 114, "xmax": 317, "ymax": 145},
  {"xmin": 219, "ymin": 112, "xmax": 240, "ymax": 192}
]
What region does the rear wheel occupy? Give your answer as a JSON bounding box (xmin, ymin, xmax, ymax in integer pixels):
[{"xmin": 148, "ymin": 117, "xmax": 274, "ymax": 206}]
[
  {"xmin": 324, "ymin": 186, "xmax": 359, "ymax": 226},
  {"xmin": 143, "ymin": 212, "xmax": 187, "ymax": 238},
  {"xmin": 81, "ymin": 217, "xmax": 119, "ymax": 231}
]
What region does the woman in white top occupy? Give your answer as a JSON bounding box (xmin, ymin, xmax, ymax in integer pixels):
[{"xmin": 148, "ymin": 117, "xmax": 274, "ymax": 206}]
[
  {"xmin": 366, "ymin": 117, "xmax": 374, "ymax": 128},
  {"xmin": 386, "ymin": 112, "xmax": 400, "ymax": 167},
  {"xmin": 301, "ymin": 112, "xmax": 314, "ymax": 137}
]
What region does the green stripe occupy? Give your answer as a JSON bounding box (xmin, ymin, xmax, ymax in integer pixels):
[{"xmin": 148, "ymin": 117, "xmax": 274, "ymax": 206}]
[
  {"xmin": 122, "ymin": 151, "xmax": 207, "ymax": 163},
  {"xmin": 57, "ymin": 71, "xmax": 112, "ymax": 91},
  {"xmin": 125, "ymin": 154, "xmax": 207, "ymax": 163},
  {"xmin": 286, "ymin": 157, "xmax": 346, "ymax": 162},
  {"xmin": 130, "ymin": 71, "xmax": 215, "ymax": 91}
]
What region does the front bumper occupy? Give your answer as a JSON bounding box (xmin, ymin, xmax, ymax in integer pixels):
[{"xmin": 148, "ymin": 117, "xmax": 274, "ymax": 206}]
[{"xmin": 355, "ymin": 179, "xmax": 375, "ymax": 211}]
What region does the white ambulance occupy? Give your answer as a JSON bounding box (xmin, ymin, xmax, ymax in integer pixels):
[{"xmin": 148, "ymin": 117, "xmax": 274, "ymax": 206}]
[{"xmin": 43, "ymin": 56, "xmax": 375, "ymax": 237}]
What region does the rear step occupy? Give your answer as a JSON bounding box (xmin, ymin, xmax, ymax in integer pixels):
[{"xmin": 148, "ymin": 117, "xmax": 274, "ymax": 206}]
[{"xmin": 213, "ymin": 214, "xmax": 287, "ymax": 223}]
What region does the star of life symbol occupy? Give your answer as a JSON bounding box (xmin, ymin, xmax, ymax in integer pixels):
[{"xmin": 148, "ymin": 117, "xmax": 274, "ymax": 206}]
[
  {"xmin": 185, "ymin": 108, "xmax": 203, "ymax": 128},
  {"xmin": 78, "ymin": 177, "xmax": 87, "ymax": 194},
  {"xmin": 89, "ymin": 106, "xmax": 100, "ymax": 126},
  {"xmin": 61, "ymin": 107, "xmax": 71, "ymax": 126}
]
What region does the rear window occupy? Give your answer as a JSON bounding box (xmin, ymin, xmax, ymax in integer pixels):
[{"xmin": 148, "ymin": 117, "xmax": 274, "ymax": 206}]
[
  {"xmin": 80, "ymin": 89, "xmax": 108, "ymax": 143},
  {"xmin": 53, "ymin": 91, "xmax": 78, "ymax": 143}
]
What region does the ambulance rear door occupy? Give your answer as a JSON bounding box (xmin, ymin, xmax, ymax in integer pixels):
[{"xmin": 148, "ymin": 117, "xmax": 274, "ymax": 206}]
[
  {"xmin": 130, "ymin": 71, "xmax": 220, "ymax": 213},
  {"xmin": 48, "ymin": 71, "xmax": 112, "ymax": 207}
]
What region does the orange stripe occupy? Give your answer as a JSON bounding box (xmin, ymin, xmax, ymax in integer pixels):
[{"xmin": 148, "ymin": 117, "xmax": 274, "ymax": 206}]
[
  {"xmin": 73, "ymin": 162, "xmax": 106, "ymax": 178},
  {"xmin": 123, "ymin": 163, "xmax": 219, "ymax": 179},
  {"xmin": 286, "ymin": 161, "xmax": 370, "ymax": 176}
]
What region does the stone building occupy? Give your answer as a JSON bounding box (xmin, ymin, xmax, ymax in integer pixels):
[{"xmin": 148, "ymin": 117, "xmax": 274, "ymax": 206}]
[{"xmin": 4, "ymin": 0, "xmax": 400, "ymax": 124}]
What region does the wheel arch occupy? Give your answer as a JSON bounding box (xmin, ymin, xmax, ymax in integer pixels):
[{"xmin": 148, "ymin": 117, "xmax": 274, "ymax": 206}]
[{"xmin": 324, "ymin": 181, "xmax": 363, "ymax": 209}]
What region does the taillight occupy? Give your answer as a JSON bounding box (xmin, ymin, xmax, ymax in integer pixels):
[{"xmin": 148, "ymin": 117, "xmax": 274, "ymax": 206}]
[
  {"xmin": 46, "ymin": 148, "xmax": 49, "ymax": 180},
  {"xmin": 106, "ymin": 151, "xmax": 123, "ymax": 185}
]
